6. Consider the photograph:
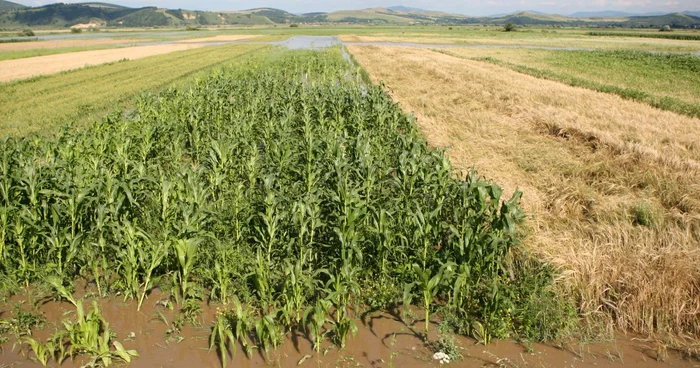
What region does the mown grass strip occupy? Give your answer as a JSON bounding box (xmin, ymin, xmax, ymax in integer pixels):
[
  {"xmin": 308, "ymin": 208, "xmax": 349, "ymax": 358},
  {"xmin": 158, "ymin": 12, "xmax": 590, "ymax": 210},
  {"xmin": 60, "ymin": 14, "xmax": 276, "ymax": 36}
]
[
  {"xmin": 0, "ymin": 38, "xmax": 38, "ymax": 44},
  {"xmin": 449, "ymin": 52, "xmax": 700, "ymax": 119},
  {"xmin": 0, "ymin": 45, "xmax": 135, "ymax": 62},
  {"xmin": 587, "ymin": 31, "xmax": 700, "ymax": 41},
  {"xmin": 0, "ymin": 43, "xmax": 269, "ymax": 137}
]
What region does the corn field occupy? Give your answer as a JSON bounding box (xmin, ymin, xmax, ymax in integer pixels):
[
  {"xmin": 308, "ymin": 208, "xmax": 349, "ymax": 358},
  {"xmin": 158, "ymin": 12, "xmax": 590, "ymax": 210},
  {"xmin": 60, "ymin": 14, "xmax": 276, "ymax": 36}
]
[{"xmin": 0, "ymin": 48, "xmax": 565, "ymax": 365}]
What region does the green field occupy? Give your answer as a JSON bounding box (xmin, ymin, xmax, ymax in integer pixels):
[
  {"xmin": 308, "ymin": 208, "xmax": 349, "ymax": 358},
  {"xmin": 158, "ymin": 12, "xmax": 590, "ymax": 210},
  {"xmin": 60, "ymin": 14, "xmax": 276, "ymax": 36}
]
[
  {"xmin": 0, "ymin": 43, "xmax": 267, "ymax": 136},
  {"xmin": 443, "ymin": 48, "xmax": 700, "ymax": 118},
  {"xmin": 0, "ymin": 44, "xmax": 141, "ymax": 61}
]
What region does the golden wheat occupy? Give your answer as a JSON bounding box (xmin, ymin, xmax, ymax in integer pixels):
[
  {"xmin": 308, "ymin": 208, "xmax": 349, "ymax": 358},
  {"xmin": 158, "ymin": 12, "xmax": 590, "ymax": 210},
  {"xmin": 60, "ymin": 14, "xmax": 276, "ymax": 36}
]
[{"xmin": 348, "ymin": 45, "xmax": 700, "ymax": 352}]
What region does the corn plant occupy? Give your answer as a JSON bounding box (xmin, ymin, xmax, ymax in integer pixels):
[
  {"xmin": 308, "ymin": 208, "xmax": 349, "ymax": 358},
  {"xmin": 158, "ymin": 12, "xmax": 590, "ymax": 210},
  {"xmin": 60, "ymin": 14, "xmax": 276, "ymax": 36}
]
[
  {"xmin": 172, "ymin": 237, "xmax": 201, "ymax": 304},
  {"xmin": 403, "ymin": 262, "xmax": 455, "ymax": 336},
  {"xmin": 0, "ymin": 48, "xmax": 533, "ymax": 366}
]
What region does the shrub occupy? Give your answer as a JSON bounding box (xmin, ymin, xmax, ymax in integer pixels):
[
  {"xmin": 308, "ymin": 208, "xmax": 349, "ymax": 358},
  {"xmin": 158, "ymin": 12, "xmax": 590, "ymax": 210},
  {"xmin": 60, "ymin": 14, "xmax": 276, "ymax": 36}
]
[
  {"xmin": 290, "ymin": 24, "xmax": 299, "ymax": 28},
  {"xmin": 660, "ymin": 25, "xmax": 672, "ymax": 32},
  {"xmin": 504, "ymin": 23, "xmax": 516, "ymax": 32},
  {"xmin": 19, "ymin": 29, "xmax": 34, "ymax": 37},
  {"xmin": 631, "ymin": 201, "xmax": 660, "ymax": 228},
  {"xmin": 70, "ymin": 28, "xmax": 82, "ymax": 34}
]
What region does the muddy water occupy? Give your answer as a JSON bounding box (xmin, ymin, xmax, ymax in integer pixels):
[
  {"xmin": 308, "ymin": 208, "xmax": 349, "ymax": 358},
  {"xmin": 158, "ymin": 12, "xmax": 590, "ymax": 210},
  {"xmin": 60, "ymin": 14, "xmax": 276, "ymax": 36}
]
[
  {"xmin": 3, "ymin": 33, "xmax": 699, "ymax": 56},
  {"xmin": 1, "ymin": 291, "xmax": 698, "ymax": 367}
]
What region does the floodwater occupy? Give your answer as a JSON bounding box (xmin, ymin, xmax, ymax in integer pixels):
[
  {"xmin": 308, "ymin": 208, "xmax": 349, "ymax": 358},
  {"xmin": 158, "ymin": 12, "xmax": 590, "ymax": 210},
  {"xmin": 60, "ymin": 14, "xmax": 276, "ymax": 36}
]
[
  {"xmin": 3, "ymin": 33, "xmax": 699, "ymax": 56},
  {"xmin": 0, "ymin": 290, "xmax": 698, "ymax": 367}
]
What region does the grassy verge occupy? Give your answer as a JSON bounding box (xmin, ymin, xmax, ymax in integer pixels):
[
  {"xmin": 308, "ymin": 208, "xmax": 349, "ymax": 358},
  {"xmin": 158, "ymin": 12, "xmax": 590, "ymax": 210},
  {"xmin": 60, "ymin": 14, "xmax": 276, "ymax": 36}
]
[
  {"xmin": 587, "ymin": 31, "xmax": 700, "ymax": 41},
  {"xmin": 440, "ymin": 48, "xmax": 700, "ymax": 119},
  {"xmin": 0, "ymin": 44, "xmax": 143, "ymax": 62},
  {"xmin": 0, "ymin": 43, "xmax": 268, "ymax": 136}
]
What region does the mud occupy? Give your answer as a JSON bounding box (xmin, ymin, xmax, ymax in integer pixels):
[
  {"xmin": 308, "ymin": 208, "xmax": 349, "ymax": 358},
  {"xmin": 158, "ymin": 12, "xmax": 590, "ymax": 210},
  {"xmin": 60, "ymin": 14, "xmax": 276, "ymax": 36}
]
[{"xmin": 1, "ymin": 291, "xmax": 698, "ymax": 367}]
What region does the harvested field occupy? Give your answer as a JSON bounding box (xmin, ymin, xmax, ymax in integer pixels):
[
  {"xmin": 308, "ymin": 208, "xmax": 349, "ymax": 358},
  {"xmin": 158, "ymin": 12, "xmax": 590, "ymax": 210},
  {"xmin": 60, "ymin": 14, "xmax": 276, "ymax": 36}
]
[
  {"xmin": 348, "ymin": 45, "xmax": 700, "ymax": 354},
  {"xmin": 0, "ymin": 43, "xmax": 205, "ymax": 82},
  {"xmin": 0, "ymin": 38, "xmax": 147, "ymax": 51}
]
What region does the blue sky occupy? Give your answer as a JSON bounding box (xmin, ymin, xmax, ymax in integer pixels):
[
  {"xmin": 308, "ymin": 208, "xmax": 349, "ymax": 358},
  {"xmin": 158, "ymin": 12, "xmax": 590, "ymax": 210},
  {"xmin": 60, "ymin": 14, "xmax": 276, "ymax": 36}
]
[{"xmin": 17, "ymin": 0, "xmax": 700, "ymax": 16}]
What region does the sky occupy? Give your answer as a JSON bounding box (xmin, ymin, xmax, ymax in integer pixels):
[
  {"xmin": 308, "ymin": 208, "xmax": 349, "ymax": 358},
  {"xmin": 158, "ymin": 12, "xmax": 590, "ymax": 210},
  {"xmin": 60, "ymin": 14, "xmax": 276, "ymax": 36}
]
[{"xmin": 16, "ymin": 0, "xmax": 700, "ymax": 16}]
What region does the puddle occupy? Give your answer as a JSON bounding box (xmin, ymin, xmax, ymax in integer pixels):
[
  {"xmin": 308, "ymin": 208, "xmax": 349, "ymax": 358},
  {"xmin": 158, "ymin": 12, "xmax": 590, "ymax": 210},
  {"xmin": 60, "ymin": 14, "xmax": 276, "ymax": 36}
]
[
  {"xmin": 274, "ymin": 35, "xmax": 341, "ymax": 49},
  {"xmin": 1, "ymin": 292, "xmax": 697, "ymax": 367}
]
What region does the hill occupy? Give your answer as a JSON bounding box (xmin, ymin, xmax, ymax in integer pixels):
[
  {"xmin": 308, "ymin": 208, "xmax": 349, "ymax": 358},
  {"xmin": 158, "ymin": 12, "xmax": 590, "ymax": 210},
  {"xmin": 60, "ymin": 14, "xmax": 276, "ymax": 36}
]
[
  {"xmin": 0, "ymin": 0, "xmax": 25, "ymax": 11},
  {"xmin": 570, "ymin": 10, "xmax": 665, "ymax": 17},
  {"xmin": 387, "ymin": 6, "xmax": 430, "ymax": 13},
  {"xmin": 490, "ymin": 11, "xmax": 575, "ymax": 25},
  {"xmin": 0, "ymin": 4, "xmax": 699, "ymax": 28},
  {"xmin": 624, "ymin": 13, "xmax": 700, "ymax": 27}
]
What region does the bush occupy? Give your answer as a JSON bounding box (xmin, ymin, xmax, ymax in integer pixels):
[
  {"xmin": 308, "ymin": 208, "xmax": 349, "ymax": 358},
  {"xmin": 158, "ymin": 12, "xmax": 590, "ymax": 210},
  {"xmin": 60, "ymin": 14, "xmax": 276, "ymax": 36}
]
[
  {"xmin": 660, "ymin": 25, "xmax": 672, "ymax": 32},
  {"xmin": 70, "ymin": 28, "xmax": 82, "ymax": 34},
  {"xmin": 185, "ymin": 26, "xmax": 200, "ymax": 31},
  {"xmin": 631, "ymin": 201, "xmax": 661, "ymax": 228},
  {"xmin": 19, "ymin": 29, "xmax": 35, "ymax": 37},
  {"xmin": 504, "ymin": 23, "xmax": 516, "ymax": 32},
  {"xmin": 290, "ymin": 24, "xmax": 299, "ymax": 28}
]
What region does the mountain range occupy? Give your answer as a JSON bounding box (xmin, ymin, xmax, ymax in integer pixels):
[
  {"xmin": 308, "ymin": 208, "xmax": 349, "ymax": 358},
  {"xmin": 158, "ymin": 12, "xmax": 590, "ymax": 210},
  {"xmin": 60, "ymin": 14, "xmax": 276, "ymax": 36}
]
[{"xmin": 0, "ymin": 1, "xmax": 698, "ymax": 29}]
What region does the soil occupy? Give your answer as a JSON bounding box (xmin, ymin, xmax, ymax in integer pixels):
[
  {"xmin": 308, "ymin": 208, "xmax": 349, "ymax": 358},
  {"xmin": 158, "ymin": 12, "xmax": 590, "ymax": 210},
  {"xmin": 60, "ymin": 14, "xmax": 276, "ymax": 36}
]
[
  {"xmin": 0, "ymin": 44, "xmax": 204, "ymax": 82},
  {"xmin": 1, "ymin": 291, "xmax": 698, "ymax": 367}
]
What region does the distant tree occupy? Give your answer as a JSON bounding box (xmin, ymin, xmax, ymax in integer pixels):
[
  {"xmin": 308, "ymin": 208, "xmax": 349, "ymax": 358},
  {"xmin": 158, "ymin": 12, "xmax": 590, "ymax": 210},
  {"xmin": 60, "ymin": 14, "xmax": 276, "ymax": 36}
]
[
  {"xmin": 504, "ymin": 23, "xmax": 516, "ymax": 32},
  {"xmin": 660, "ymin": 25, "xmax": 672, "ymax": 32}
]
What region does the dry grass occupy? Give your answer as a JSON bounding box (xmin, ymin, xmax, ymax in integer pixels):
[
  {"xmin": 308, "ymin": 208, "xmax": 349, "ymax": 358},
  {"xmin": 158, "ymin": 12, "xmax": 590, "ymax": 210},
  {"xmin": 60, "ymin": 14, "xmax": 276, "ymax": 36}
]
[{"xmin": 348, "ymin": 45, "xmax": 700, "ymax": 352}]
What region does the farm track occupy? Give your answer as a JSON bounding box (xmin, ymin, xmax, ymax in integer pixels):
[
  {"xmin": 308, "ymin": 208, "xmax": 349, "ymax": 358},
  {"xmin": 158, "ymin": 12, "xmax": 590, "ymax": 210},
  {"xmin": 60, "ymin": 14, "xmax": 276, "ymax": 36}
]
[{"xmin": 348, "ymin": 45, "xmax": 700, "ymax": 356}]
